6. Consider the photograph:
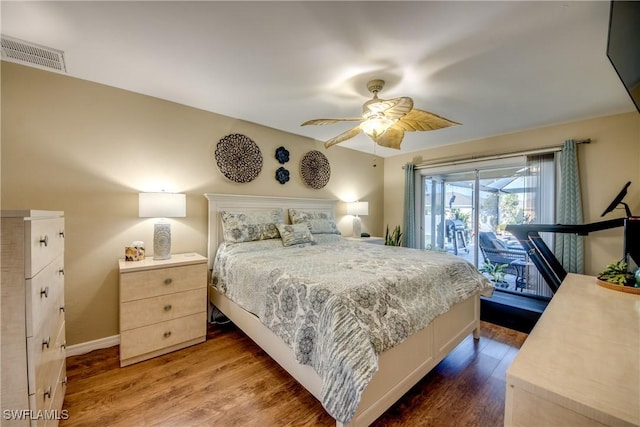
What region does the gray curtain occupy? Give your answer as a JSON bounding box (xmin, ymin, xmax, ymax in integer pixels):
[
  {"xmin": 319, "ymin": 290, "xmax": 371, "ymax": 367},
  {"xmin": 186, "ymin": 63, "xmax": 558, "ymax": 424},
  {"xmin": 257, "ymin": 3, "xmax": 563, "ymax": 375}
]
[
  {"xmin": 402, "ymin": 163, "xmax": 416, "ymax": 248},
  {"xmin": 555, "ymin": 140, "xmax": 584, "ymax": 273}
]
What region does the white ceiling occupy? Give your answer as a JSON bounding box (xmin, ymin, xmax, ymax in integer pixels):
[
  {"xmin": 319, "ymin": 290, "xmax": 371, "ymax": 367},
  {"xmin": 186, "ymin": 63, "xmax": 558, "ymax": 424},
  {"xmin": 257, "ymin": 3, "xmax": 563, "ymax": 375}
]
[{"xmin": 1, "ymin": 1, "xmax": 635, "ymax": 157}]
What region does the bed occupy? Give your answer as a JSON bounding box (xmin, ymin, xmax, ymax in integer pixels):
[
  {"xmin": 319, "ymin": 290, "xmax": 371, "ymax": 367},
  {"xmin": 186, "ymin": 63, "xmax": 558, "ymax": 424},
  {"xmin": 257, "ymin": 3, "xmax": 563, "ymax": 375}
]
[{"xmin": 205, "ymin": 193, "xmax": 493, "ymax": 427}]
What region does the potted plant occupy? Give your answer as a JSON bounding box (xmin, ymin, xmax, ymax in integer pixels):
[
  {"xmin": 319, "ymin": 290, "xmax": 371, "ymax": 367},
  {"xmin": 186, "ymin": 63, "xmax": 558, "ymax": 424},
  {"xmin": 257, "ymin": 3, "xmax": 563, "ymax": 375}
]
[
  {"xmin": 384, "ymin": 225, "xmax": 403, "ymax": 246},
  {"xmin": 479, "ymin": 261, "xmax": 508, "ymax": 287},
  {"xmin": 598, "ymin": 259, "xmax": 637, "ymax": 287}
]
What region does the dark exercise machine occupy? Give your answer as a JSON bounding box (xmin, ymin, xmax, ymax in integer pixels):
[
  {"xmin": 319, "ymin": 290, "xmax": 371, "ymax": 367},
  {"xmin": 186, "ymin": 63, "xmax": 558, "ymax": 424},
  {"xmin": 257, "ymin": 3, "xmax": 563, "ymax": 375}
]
[{"xmin": 506, "ymin": 181, "xmax": 639, "ymax": 293}]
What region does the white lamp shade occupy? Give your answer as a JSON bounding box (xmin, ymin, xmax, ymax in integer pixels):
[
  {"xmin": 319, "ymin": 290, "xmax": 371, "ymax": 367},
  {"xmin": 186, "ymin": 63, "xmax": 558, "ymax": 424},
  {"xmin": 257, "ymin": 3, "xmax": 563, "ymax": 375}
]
[
  {"xmin": 347, "ymin": 201, "xmax": 369, "ymax": 216},
  {"xmin": 139, "ymin": 192, "xmax": 186, "ymax": 218}
]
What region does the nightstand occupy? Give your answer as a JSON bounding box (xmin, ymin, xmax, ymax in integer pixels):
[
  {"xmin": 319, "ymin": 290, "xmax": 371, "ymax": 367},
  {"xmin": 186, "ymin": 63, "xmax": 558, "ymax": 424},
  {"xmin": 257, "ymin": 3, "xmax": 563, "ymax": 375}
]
[
  {"xmin": 344, "ymin": 236, "xmax": 385, "ymax": 245},
  {"xmin": 118, "ymin": 252, "xmax": 207, "ymax": 367}
]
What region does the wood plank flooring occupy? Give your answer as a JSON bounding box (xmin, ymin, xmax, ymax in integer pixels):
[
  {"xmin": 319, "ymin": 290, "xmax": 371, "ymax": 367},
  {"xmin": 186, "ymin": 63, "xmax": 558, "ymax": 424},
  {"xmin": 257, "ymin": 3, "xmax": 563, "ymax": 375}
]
[{"xmin": 60, "ymin": 321, "xmax": 527, "ymax": 426}]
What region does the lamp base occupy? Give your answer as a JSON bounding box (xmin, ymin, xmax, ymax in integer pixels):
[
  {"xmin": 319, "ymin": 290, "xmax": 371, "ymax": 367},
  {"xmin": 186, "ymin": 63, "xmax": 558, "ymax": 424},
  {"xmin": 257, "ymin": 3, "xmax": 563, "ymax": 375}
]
[
  {"xmin": 352, "ymin": 216, "xmax": 362, "ymax": 238},
  {"xmin": 153, "ymin": 222, "xmax": 172, "ymax": 260}
]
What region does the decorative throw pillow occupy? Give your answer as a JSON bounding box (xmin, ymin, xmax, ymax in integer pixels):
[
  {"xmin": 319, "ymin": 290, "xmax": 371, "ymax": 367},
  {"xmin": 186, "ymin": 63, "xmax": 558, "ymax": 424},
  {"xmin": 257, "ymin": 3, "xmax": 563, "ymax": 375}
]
[
  {"xmin": 288, "ymin": 209, "xmax": 340, "ymax": 234},
  {"xmin": 221, "ymin": 209, "xmax": 284, "ymax": 243},
  {"xmin": 277, "ymin": 223, "xmax": 316, "ymax": 247}
]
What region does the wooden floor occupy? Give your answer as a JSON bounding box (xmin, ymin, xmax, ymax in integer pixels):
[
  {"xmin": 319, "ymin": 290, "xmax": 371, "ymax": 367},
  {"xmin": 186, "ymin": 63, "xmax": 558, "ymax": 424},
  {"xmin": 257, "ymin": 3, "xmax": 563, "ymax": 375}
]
[{"xmin": 60, "ymin": 321, "xmax": 527, "ymax": 427}]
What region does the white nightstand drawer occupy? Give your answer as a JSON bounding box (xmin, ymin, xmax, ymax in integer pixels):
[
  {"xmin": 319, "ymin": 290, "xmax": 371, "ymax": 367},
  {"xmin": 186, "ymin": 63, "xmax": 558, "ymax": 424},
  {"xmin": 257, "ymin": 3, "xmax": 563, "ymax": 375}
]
[
  {"xmin": 120, "ymin": 263, "xmax": 206, "ymax": 302},
  {"xmin": 120, "ymin": 287, "xmax": 206, "ymax": 330},
  {"xmin": 120, "ymin": 312, "xmax": 206, "ymax": 361}
]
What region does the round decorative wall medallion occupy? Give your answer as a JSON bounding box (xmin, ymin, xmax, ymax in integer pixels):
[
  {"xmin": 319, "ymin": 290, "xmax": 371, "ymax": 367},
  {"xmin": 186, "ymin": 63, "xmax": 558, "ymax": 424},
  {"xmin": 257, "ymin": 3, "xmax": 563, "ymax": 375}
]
[
  {"xmin": 214, "ymin": 133, "xmax": 263, "ymax": 183},
  {"xmin": 300, "ymin": 150, "xmax": 331, "ymax": 189}
]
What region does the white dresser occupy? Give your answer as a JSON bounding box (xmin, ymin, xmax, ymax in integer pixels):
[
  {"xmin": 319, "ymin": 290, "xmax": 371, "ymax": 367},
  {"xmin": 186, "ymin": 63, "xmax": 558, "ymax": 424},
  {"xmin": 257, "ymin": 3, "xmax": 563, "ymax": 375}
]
[
  {"xmin": 1, "ymin": 210, "xmax": 67, "ymax": 426},
  {"xmin": 505, "ymin": 273, "xmax": 639, "ymax": 427},
  {"xmin": 118, "ymin": 253, "xmax": 207, "ymax": 367}
]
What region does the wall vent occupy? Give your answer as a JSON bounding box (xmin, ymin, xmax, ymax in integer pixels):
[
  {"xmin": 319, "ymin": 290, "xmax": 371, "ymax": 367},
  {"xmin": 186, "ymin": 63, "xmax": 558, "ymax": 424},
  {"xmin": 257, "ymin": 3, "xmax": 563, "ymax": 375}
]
[{"xmin": 1, "ymin": 35, "xmax": 67, "ymax": 73}]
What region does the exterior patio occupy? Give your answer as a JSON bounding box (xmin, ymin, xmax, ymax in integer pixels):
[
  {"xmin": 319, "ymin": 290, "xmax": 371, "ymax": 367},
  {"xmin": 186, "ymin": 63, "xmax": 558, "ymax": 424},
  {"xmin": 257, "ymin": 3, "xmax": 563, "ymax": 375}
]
[{"xmin": 440, "ymin": 232, "xmax": 551, "ymax": 298}]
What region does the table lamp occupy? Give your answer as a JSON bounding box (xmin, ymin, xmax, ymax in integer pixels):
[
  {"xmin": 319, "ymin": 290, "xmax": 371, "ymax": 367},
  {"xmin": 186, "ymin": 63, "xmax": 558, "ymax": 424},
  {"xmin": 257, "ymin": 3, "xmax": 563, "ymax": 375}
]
[{"xmin": 347, "ymin": 201, "xmax": 368, "ymax": 237}]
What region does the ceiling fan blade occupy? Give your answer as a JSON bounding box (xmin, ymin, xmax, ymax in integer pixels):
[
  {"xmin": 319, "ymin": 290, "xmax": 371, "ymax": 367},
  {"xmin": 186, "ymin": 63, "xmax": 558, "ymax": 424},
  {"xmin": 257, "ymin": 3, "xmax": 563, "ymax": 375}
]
[
  {"xmin": 372, "ymin": 126, "xmax": 405, "ymax": 150},
  {"xmin": 301, "ymin": 117, "xmax": 363, "ymax": 126},
  {"xmin": 394, "ymin": 108, "xmax": 460, "ymax": 132},
  {"xmin": 324, "ymin": 126, "xmax": 362, "ymax": 148}
]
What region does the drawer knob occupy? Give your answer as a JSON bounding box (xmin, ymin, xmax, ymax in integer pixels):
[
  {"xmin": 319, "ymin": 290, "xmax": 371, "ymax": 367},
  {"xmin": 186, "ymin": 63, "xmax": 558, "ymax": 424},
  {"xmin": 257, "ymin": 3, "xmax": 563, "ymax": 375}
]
[
  {"xmin": 62, "ymin": 376, "xmax": 68, "ymax": 386},
  {"xmin": 44, "ymin": 386, "xmax": 52, "ymax": 399},
  {"xmin": 60, "ymin": 305, "xmax": 65, "ymax": 313},
  {"xmin": 40, "ymin": 235, "xmax": 49, "ymax": 247},
  {"xmin": 40, "ymin": 286, "xmax": 49, "ymax": 298},
  {"xmin": 164, "ymin": 304, "xmax": 172, "ymax": 311},
  {"xmin": 42, "ymin": 336, "xmax": 51, "ymax": 349},
  {"xmin": 59, "ymin": 268, "xmax": 65, "ymax": 275},
  {"xmin": 163, "ymin": 331, "xmax": 172, "ymax": 338},
  {"xmin": 59, "ymin": 230, "xmax": 65, "ymax": 238},
  {"xmin": 61, "ymin": 340, "xmax": 66, "ymax": 349},
  {"xmin": 164, "ymin": 278, "xmax": 173, "ymax": 285}
]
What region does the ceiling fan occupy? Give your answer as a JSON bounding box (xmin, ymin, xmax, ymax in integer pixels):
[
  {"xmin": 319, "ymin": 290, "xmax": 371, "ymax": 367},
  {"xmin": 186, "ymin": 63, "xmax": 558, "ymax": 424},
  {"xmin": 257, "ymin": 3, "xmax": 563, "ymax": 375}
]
[{"xmin": 301, "ymin": 79, "xmax": 460, "ymax": 150}]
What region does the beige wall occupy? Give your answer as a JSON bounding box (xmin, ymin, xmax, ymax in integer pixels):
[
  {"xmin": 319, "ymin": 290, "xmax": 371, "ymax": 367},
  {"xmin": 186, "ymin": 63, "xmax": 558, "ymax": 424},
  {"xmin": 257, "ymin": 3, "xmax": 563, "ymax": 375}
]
[
  {"xmin": 1, "ymin": 62, "xmax": 384, "ymax": 345},
  {"xmin": 384, "ymin": 112, "xmax": 640, "ymax": 276},
  {"xmin": 4, "ymin": 60, "xmax": 639, "ymax": 346}
]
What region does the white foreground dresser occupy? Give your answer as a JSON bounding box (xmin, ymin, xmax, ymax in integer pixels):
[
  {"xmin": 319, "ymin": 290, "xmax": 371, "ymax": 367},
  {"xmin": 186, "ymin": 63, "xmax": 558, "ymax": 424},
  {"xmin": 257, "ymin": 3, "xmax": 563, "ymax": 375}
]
[
  {"xmin": 1, "ymin": 210, "xmax": 67, "ymax": 426},
  {"xmin": 505, "ymin": 273, "xmax": 639, "ymax": 427}
]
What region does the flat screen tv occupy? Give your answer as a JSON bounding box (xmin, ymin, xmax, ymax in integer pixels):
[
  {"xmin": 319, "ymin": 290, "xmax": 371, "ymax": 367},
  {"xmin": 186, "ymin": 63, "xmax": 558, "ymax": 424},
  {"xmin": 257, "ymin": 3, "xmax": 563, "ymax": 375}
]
[{"xmin": 606, "ymin": 0, "xmax": 640, "ymax": 113}]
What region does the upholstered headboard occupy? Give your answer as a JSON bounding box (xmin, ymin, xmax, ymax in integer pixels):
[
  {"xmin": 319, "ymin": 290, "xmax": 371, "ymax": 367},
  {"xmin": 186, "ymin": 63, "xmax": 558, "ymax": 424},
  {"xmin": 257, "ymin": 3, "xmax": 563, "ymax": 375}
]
[{"xmin": 204, "ymin": 193, "xmax": 338, "ymax": 268}]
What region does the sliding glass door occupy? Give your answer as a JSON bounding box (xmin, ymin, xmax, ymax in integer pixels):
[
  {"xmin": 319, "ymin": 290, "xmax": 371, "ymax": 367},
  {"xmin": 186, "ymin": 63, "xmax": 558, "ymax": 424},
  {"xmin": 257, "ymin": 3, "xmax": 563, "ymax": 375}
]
[{"xmin": 419, "ymin": 154, "xmax": 556, "ymax": 299}]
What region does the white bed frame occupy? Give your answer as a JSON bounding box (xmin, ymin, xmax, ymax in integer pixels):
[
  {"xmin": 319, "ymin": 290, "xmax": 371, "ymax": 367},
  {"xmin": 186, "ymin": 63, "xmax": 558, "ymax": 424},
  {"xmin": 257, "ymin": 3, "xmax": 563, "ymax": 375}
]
[{"xmin": 205, "ymin": 193, "xmax": 481, "ymax": 427}]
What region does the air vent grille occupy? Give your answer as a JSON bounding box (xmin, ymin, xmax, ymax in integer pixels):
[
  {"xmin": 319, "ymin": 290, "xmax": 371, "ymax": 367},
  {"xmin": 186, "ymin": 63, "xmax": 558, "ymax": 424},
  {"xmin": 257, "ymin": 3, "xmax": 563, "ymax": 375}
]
[{"xmin": 1, "ymin": 35, "xmax": 66, "ymax": 73}]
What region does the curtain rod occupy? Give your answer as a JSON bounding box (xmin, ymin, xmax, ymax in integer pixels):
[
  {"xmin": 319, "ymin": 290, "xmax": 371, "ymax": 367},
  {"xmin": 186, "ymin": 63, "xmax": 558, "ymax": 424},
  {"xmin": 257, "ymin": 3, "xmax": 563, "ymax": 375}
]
[{"xmin": 403, "ymin": 139, "xmax": 591, "ymax": 170}]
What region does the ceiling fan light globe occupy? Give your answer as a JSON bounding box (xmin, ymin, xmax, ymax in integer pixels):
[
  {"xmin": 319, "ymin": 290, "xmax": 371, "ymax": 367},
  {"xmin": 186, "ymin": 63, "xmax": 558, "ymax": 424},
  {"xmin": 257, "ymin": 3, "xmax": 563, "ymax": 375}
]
[
  {"xmin": 361, "ymin": 115, "xmax": 394, "ymax": 139},
  {"xmin": 363, "ymin": 97, "xmax": 386, "ymax": 114}
]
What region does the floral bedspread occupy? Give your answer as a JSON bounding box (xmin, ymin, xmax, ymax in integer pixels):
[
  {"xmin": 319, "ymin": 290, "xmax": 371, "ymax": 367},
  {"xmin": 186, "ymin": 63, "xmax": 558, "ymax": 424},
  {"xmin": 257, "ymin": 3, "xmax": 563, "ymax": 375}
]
[{"xmin": 212, "ymin": 235, "xmax": 493, "ymax": 423}]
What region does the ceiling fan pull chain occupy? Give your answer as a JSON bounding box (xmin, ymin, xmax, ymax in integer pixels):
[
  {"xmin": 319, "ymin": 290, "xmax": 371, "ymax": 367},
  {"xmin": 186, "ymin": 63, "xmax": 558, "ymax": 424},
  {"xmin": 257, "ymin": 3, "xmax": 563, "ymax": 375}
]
[{"xmin": 372, "ymin": 141, "xmax": 378, "ymax": 167}]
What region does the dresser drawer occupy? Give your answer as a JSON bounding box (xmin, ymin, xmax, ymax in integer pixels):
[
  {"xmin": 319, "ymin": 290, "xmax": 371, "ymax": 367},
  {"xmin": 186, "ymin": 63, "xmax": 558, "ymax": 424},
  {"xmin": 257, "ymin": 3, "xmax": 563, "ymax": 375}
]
[
  {"xmin": 26, "ymin": 255, "xmax": 65, "ymax": 337},
  {"xmin": 26, "ymin": 217, "xmax": 65, "ymax": 278},
  {"xmin": 120, "ymin": 263, "xmax": 206, "ymax": 302},
  {"xmin": 28, "ymin": 315, "xmax": 65, "ymax": 398},
  {"xmin": 42, "ymin": 361, "xmax": 67, "ymax": 427},
  {"xmin": 120, "ymin": 312, "xmax": 206, "ymax": 361},
  {"xmin": 27, "ymin": 314, "xmax": 66, "ymax": 394},
  {"xmin": 120, "ymin": 287, "xmax": 206, "ymax": 331}
]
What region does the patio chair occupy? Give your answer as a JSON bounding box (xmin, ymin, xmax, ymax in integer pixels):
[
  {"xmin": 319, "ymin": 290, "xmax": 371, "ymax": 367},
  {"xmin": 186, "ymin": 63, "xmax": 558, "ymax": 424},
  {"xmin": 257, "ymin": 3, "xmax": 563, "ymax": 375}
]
[{"xmin": 478, "ymin": 231, "xmax": 528, "ymax": 282}]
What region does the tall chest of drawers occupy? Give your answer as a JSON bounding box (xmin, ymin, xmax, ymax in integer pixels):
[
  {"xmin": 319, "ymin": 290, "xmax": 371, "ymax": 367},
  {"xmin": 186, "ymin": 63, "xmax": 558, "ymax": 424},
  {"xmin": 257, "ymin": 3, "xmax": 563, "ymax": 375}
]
[
  {"xmin": 118, "ymin": 253, "xmax": 207, "ymax": 367},
  {"xmin": 1, "ymin": 210, "xmax": 67, "ymax": 426}
]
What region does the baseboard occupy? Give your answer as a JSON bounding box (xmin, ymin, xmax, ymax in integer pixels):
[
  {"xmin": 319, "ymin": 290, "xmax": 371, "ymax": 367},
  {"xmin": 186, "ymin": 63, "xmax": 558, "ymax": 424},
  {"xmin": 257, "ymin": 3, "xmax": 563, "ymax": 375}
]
[{"xmin": 66, "ymin": 334, "xmax": 120, "ymax": 357}]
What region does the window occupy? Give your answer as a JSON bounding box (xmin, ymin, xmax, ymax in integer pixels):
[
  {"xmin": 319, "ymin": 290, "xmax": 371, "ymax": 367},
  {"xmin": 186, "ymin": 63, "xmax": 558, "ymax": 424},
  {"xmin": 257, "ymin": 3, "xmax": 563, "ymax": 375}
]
[{"xmin": 417, "ymin": 154, "xmax": 556, "ymax": 299}]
